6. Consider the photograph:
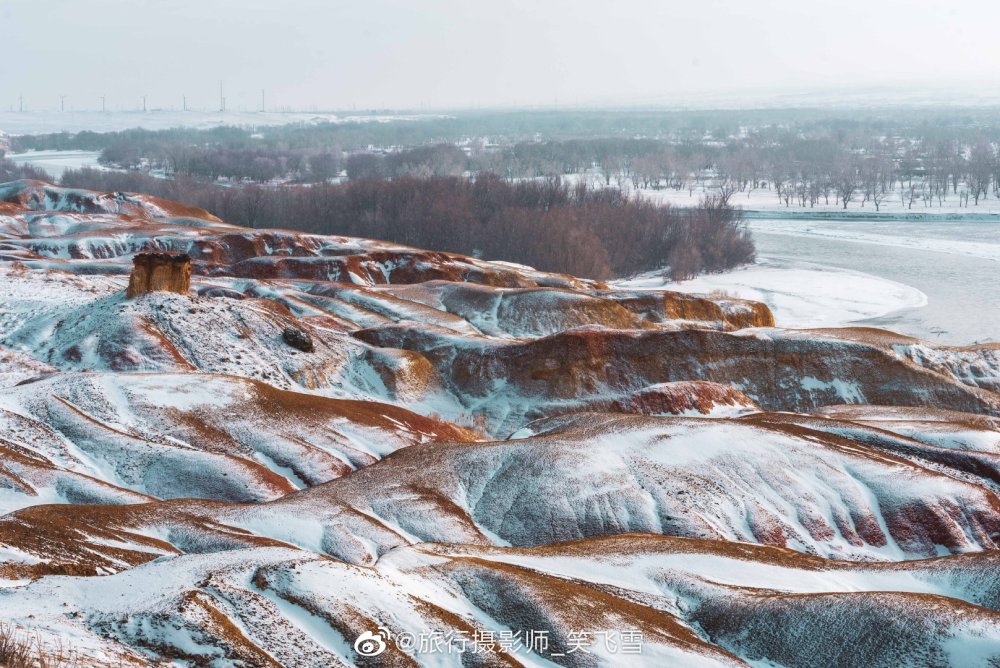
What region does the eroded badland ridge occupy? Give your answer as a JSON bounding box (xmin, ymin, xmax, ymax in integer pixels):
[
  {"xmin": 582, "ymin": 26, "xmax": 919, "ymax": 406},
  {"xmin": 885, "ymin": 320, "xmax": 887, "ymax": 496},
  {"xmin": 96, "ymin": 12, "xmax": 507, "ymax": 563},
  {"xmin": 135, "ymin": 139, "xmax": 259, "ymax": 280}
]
[{"xmin": 1, "ymin": 178, "xmax": 1000, "ymax": 666}]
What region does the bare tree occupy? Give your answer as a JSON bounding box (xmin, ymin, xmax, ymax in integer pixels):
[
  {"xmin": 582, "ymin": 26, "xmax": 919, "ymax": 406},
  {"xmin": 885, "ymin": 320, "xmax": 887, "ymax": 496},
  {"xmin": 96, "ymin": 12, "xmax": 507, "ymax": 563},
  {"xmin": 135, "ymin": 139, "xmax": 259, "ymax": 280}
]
[
  {"xmin": 907, "ymin": 182, "xmax": 919, "ymax": 209},
  {"xmin": 968, "ymin": 141, "xmax": 995, "ymax": 205},
  {"xmin": 599, "ymin": 157, "xmax": 617, "ymax": 186},
  {"xmin": 833, "ymin": 158, "xmax": 859, "ymax": 210},
  {"xmin": 717, "ymin": 179, "xmax": 738, "ymax": 206},
  {"xmin": 861, "ymin": 157, "xmax": 891, "ymax": 212}
]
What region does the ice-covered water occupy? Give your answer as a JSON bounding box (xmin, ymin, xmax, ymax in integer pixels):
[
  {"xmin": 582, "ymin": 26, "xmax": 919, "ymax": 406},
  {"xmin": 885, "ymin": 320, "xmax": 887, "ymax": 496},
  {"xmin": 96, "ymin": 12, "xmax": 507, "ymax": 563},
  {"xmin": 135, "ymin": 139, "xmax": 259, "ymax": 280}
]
[
  {"xmin": 7, "ymin": 150, "xmax": 103, "ymax": 179},
  {"xmin": 750, "ymin": 219, "xmax": 1000, "ymax": 345}
]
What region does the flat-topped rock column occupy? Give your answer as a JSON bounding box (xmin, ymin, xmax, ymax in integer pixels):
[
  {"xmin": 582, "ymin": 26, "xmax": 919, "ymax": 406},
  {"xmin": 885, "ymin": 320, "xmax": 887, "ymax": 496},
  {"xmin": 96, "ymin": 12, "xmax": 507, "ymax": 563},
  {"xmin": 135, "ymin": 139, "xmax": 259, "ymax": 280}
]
[{"xmin": 126, "ymin": 252, "xmax": 191, "ymax": 297}]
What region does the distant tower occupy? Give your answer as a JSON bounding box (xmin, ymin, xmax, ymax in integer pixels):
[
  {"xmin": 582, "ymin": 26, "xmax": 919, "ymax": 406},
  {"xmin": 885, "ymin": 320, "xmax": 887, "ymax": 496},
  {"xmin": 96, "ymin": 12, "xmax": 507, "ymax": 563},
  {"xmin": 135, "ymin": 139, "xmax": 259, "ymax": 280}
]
[
  {"xmin": 219, "ymin": 80, "xmax": 225, "ymax": 112},
  {"xmin": 60, "ymin": 95, "xmax": 66, "ymax": 112}
]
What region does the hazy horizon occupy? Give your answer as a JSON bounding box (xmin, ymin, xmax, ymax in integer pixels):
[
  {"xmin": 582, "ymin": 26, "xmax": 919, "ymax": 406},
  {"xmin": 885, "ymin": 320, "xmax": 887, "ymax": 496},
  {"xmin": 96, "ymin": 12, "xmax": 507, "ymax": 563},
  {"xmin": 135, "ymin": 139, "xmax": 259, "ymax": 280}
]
[{"xmin": 4, "ymin": 0, "xmax": 1000, "ymax": 113}]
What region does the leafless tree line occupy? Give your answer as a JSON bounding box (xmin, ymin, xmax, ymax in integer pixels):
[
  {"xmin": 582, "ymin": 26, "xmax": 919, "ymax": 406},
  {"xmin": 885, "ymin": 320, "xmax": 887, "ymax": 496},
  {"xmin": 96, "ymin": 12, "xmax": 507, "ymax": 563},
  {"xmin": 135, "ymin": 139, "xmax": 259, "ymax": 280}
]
[
  {"xmin": 0, "ymin": 155, "xmax": 50, "ymax": 182},
  {"xmin": 478, "ymin": 136, "xmax": 1000, "ymax": 211},
  {"xmin": 44, "ymin": 120, "xmax": 999, "ymax": 213}
]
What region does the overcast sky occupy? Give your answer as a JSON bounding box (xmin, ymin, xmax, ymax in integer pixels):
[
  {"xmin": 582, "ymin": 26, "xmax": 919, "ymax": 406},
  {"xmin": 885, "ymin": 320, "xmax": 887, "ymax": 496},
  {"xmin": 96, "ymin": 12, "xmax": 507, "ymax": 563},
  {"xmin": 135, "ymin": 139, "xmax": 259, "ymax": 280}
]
[{"xmin": 3, "ymin": 0, "xmax": 1000, "ymax": 112}]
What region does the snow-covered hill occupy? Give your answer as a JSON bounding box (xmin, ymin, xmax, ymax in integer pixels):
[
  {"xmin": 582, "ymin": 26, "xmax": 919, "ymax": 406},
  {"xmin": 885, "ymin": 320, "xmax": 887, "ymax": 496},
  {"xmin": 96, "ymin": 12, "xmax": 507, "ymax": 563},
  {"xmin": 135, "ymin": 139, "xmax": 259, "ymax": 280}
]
[{"xmin": 1, "ymin": 179, "xmax": 1000, "ymax": 666}]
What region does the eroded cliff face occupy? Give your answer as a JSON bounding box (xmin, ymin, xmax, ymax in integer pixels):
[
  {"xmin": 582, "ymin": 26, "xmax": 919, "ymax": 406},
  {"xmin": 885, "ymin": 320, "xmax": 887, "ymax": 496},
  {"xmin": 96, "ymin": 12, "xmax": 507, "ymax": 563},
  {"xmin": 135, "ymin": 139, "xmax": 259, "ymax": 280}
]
[
  {"xmin": 604, "ymin": 289, "xmax": 776, "ymax": 329},
  {"xmin": 125, "ymin": 252, "xmax": 191, "ymax": 297}
]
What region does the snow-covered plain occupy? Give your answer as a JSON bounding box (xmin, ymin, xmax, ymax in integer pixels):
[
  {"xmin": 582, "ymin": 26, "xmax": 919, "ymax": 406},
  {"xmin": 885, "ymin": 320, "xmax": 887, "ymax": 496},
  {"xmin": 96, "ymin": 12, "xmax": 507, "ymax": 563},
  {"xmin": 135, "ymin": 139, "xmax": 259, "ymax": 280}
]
[{"xmin": 639, "ymin": 182, "xmax": 1000, "ymax": 218}]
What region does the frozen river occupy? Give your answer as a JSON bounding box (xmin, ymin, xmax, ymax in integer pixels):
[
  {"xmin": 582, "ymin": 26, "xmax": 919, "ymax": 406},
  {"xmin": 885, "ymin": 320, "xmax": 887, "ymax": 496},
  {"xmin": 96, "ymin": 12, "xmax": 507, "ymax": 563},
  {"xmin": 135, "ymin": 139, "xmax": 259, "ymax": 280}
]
[
  {"xmin": 750, "ymin": 218, "xmax": 1000, "ymax": 345},
  {"xmin": 620, "ymin": 217, "xmax": 1000, "ymax": 345},
  {"xmin": 6, "ymin": 150, "xmax": 103, "ymax": 179}
]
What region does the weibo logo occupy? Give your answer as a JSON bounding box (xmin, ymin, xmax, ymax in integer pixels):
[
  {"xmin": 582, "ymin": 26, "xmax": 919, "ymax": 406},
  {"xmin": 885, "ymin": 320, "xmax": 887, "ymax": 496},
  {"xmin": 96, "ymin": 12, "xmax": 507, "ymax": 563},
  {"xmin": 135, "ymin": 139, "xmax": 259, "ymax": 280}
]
[{"xmin": 354, "ymin": 627, "xmax": 390, "ymax": 657}]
